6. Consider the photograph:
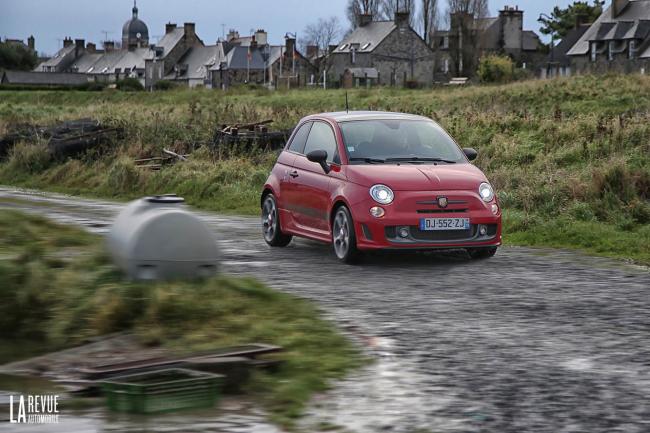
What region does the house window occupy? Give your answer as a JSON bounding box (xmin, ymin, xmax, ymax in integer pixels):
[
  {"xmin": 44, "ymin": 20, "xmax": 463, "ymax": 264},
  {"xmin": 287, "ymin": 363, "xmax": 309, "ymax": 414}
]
[
  {"xmin": 351, "ymin": 48, "xmax": 356, "ymax": 64},
  {"xmin": 443, "ymin": 36, "xmax": 449, "ymax": 49},
  {"xmin": 608, "ymin": 42, "xmax": 614, "ymax": 61},
  {"xmin": 444, "ymin": 58, "xmax": 449, "ymax": 73},
  {"xmin": 590, "ymin": 42, "xmax": 597, "ymax": 62},
  {"xmin": 629, "ymin": 40, "xmax": 638, "ymax": 59}
]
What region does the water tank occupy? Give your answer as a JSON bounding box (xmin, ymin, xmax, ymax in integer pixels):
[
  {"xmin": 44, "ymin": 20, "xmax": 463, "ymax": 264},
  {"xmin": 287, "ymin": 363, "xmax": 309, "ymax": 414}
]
[{"xmin": 107, "ymin": 195, "xmax": 219, "ymax": 280}]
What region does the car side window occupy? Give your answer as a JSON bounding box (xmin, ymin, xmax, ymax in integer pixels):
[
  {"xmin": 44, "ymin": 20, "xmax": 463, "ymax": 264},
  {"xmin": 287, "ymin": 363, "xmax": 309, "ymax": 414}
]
[
  {"xmin": 303, "ymin": 121, "xmax": 339, "ymax": 163},
  {"xmin": 287, "ymin": 122, "xmax": 312, "ymax": 154}
]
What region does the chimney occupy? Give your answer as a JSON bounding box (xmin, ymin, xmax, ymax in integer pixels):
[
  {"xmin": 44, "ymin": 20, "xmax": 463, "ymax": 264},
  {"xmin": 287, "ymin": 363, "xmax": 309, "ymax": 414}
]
[
  {"xmin": 27, "ymin": 35, "xmax": 35, "ymax": 51},
  {"xmin": 63, "ymin": 37, "xmax": 73, "ymax": 48},
  {"xmin": 307, "ymin": 45, "xmax": 318, "ymax": 58},
  {"xmin": 250, "ymin": 35, "xmax": 258, "ymax": 48},
  {"xmin": 103, "ymin": 40, "xmax": 115, "ymax": 52},
  {"xmin": 184, "ymin": 22, "xmax": 196, "ymax": 39},
  {"xmin": 227, "ymin": 29, "xmax": 240, "ymax": 41},
  {"xmin": 612, "ymin": 0, "xmax": 630, "ymax": 18},
  {"xmin": 74, "ymin": 39, "xmax": 85, "ymax": 57},
  {"xmin": 166, "ymin": 23, "xmax": 176, "ymax": 34},
  {"xmin": 255, "ymin": 29, "xmax": 268, "ymax": 46},
  {"xmin": 86, "ymin": 42, "xmax": 96, "ymax": 53},
  {"xmin": 285, "ymin": 35, "xmax": 296, "ymax": 57},
  {"xmin": 358, "ymin": 13, "xmax": 373, "ymax": 27},
  {"xmin": 394, "ymin": 11, "xmax": 410, "ymax": 28}
]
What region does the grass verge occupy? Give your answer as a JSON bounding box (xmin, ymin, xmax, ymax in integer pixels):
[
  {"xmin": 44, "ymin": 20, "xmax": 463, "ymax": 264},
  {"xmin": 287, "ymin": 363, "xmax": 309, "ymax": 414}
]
[
  {"xmin": 0, "ymin": 75, "xmax": 648, "ymax": 264},
  {"xmin": 0, "ymin": 209, "xmax": 362, "ymax": 427}
]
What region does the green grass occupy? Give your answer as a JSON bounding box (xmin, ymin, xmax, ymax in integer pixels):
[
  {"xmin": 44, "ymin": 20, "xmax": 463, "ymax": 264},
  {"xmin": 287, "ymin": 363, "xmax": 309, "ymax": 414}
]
[
  {"xmin": 0, "ymin": 74, "xmax": 649, "ymax": 264},
  {"xmin": 0, "ymin": 209, "xmax": 362, "ymax": 427}
]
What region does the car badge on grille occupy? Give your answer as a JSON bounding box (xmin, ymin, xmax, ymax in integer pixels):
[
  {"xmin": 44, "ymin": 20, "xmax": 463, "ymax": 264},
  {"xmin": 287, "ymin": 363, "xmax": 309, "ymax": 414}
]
[{"xmin": 437, "ymin": 196, "xmax": 448, "ymax": 208}]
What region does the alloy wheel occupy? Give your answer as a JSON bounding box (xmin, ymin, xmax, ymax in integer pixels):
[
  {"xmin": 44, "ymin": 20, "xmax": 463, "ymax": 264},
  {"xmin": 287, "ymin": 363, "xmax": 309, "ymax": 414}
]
[
  {"xmin": 262, "ymin": 196, "xmax": 277, "ymax": 243},
  {"xmin": 333, "ymin": 209, "xmax": 350, "ymax": 259}
]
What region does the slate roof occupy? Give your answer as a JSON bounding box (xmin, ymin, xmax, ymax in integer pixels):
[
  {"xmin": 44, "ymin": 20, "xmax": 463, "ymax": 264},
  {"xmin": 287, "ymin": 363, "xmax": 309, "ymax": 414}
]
[
  {"xmin": 568, "ymin": 0, "xmax": 650, "ymax": 56},
  {"xmin": 111, "ymin": 48, "xmax": 154, "ymax": 72},
  {"xmin": 523, "ymin": 31, "xmax": 542, "ymax": 51},
  {"xmin": 168, "ymin": 45, "xmax": 223, "ymax": 79},
  {"xmin": 38, "ymin": 44, "xmax": 76, "ymax": 69},
  {"xmin": 156, "ymin": 28, "xmax": 184, "ymax": 57},
  {"xmin": 550, "ymin": 25, "xmax": 591, "ymax": 66},
  {"xmin": 1, "ymin": 70, "xmax": 89, "ymax": 86},
  {"xmin": 69, "ymin": 53, "xmax": 103, "ymax": 73},
  {"xmin": 335, "ymin": 21, "xmax": 396, "ymax": 53},
  {"xmin": 222, "ymin": 45, "xmax": 267, "ymax": 70}
]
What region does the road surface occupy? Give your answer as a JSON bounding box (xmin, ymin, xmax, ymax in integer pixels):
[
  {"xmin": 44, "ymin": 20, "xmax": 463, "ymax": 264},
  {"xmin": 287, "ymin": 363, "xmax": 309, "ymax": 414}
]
[{"xmin": 1, "ymin": 187, "xmax": 649, "ymax": 433}]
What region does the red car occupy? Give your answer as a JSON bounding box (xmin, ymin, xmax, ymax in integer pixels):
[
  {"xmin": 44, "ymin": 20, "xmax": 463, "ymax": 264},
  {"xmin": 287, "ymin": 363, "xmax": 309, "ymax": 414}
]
[{"xmin": 261, "ymin": 111, "xmax": 501, "ymax": 263}]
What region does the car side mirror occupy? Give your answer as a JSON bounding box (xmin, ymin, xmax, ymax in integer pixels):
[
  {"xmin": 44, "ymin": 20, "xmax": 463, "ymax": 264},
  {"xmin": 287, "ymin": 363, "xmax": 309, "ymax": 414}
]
[
  {"xmin": 463, "ymin": 148, "xmax": 478, "ymax": 161},
  {"xmin": 306, "ymin": 150, "xmax": 331, "ymax": 174}
]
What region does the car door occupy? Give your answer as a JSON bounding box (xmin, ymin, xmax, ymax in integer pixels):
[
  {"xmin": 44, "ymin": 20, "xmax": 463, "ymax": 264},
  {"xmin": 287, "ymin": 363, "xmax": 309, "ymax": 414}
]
[
  {"xmin": 288, "ymin": 121, "xmax": 340, "ymax": 234},
  {"xmin": 280, "ymin": 121, "xmax": 312, "ymax": 230}
]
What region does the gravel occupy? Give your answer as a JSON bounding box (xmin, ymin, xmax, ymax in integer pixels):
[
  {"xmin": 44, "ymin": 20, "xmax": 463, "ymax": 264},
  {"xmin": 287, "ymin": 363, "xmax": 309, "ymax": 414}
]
[{"xmin": 1, "ymin": 187, "xmax": 649, "ymax": 433}]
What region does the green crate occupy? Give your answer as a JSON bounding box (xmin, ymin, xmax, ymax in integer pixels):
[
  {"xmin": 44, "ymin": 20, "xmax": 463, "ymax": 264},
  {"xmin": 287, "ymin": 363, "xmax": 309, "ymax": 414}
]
[{"xmin": 100, "ymin": 368, "xmax": 223, "ymax": 414}]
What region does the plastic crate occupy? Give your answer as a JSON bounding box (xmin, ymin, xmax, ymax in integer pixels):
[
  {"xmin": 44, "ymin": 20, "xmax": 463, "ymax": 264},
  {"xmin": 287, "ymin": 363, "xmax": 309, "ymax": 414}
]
[{"xmin": 100, "ymin": 368, "xmax": 223, "ymax": 413}]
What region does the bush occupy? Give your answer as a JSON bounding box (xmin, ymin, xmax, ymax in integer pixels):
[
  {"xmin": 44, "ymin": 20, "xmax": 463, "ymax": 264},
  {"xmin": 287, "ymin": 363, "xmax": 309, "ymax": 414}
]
[
  {"xmin": 477, "ymin": 54, "xmax": 515, "ymax": 83},
  {"xmin": 116, "ymin": 77, "xmax": 144, "ymax": 92},
  {"xmin": 153, "ymin": 80, "xmax": 176, "ymax": 91}
]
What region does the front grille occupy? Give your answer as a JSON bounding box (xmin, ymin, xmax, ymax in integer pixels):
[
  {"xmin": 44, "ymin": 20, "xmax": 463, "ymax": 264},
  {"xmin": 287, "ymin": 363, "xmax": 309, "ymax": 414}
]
[
  {"xmin": 386, "ymin": 225, "xmax": 476, "ymax": 242},
  {"xmin": 416, "ymin": 208, "xmax": 468, "ymax": 214}
]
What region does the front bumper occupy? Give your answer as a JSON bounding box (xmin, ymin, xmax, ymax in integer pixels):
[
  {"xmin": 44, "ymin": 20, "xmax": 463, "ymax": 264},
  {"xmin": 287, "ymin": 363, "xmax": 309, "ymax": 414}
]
[{"xmin": 352, "ymin": 190, "xmax": 502, "ymax": 250}]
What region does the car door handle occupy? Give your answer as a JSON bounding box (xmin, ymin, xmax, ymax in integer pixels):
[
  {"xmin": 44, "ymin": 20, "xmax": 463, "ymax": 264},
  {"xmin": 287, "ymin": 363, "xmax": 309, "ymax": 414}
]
[{"xmin": 289, "ymin": 170, "xmax": 299, "ymax": 178}]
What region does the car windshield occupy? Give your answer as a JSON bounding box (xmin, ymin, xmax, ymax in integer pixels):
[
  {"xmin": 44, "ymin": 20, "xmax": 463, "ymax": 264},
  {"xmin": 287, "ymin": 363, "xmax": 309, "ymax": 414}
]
[{"xmin": 339, "ymin": 119, "xmax": 465, "ymax": 164}]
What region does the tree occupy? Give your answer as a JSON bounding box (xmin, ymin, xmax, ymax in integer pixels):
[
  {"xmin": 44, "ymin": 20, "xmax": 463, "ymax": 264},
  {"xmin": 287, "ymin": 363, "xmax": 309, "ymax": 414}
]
[
  {"xmin": 0, "ymin": 42, "xmax": 37, "ymax": 71},
  {"xmin": 538, "ymin": 1, "xmax": 604, "ymax": 39},
  {"xmin": 419, "ymin": 0, "xmax": 439, "ymax": 45},
  {"xmin": 445, "ymin": 0, "xmax": 490, "ymax": 76},
  {"xmin": 379, "ymin": 0, "xmax": 416, "ymax": 25},
  {"xmin": 301, "ymin": 16, "xmax": 344, "ymax": 83},
  {"xmin": 346, "ymin": 0, "xmax": 381, "ymax": 28}
]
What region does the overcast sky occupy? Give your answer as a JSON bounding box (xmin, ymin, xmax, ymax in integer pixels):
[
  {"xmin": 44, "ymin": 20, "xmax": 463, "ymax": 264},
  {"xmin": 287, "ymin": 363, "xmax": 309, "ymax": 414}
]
[{"xmin": 1, "ymin": 0, "xmax": 577, "ymax": 56}]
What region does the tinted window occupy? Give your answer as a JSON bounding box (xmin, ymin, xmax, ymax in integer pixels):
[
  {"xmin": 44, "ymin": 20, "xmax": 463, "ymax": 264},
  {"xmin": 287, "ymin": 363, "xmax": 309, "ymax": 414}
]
[
  {"xmin": 304, "ymin": 122, "xmax": 339, "ymax": 163},
  {"xmin": 288, "ymin": 122, "xmax": 312, "ymax": 154},
  {"xmin": 340, "ymin": 120, "xmax": 465, "ymax": 163}
]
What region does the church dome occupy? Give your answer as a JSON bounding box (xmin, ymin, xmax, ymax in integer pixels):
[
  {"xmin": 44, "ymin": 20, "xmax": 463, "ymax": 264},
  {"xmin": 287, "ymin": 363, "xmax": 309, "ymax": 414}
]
[{"xmin": 122, "ymin": 1, "xmax": 149, "ymax": 49}]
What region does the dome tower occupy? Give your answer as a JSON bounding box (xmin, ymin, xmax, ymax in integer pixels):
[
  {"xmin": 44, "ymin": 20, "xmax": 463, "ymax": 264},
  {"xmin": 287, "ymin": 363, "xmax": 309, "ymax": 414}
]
[{"xmin": 122, "ymin": 0, "xmax": 149, "ymax": 50}]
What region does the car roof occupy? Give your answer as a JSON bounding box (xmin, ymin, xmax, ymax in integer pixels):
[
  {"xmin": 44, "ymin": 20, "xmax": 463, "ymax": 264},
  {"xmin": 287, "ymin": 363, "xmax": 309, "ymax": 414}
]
[{"xmin": 302, "ymin": 111, "xmax": 432, "ymax": 123}]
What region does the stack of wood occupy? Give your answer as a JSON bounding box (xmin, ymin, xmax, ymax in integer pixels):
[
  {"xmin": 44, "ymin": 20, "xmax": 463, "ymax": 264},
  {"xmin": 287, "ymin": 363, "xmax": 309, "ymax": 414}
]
[
  {"xmin": 134, "ymin": 149, "xmax": 189, "ymax": 170},
  {"xmin": 213, "ymin": 119, "xmax": 291, "ymax": 151},
  {"xmin": 0, "ymin": 118, "xmax": 122, "ymax": 159}
]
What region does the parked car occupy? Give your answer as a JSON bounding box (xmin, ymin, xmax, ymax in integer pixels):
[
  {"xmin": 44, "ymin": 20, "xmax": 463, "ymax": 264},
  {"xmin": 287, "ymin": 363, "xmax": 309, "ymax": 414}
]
[{"xmin": 261, "ymin": 111, "xmax": 501, "ymax": 263}]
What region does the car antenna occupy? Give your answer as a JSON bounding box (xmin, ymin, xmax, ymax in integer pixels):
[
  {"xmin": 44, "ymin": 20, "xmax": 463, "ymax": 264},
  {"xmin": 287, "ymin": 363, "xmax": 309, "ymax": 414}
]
[{"xmin": 345, "ymin": 92, "xmax": 349, "ymax": 113}]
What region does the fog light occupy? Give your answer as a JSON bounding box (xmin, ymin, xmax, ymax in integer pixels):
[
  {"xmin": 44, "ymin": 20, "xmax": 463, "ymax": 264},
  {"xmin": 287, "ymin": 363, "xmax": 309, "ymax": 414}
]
[
  {"xmin": 491, "ymin": 203, "xmax": 499, "ymax": 215},
  {"xmin": 479, "ymin": 225, "xmax": 488, "ymax": 236},
  {"xmin": 398, "ymin": 226, "xmax": 410, "ymax": 238},
  {"xmin": 370, "ymin": 206, "xmax": 385, "ymax": 218}
]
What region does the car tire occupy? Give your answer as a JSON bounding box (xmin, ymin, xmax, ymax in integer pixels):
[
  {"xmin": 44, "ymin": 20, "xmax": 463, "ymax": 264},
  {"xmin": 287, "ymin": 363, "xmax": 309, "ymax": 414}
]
[
  {"xmin": 467, "ymin": 247, "xmax": 498, "ymax": 259},
  {"xmin": 262, "ymin": 194, "xmax": 292, "ymax": 247},
  {"xmin": 332, "ymin": 205, "xmax": 361, "ymax": 264}
]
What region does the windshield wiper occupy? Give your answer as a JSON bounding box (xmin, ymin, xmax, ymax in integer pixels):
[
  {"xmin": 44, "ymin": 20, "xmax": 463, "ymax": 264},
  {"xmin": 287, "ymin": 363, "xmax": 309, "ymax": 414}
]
[
  {"xmin": 385, "ymin": 157, "xmax": 457, "ymax": 164},
  {"xmin": 349, "ymin": 157, "xmax": 386, "ymax": 164}
]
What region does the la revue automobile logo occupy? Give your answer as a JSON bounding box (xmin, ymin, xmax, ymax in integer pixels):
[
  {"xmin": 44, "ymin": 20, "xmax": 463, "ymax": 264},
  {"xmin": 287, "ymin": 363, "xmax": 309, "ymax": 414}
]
[{"xmin": 8, "ymin": 394, "xmax": 60, "ymax": 424}]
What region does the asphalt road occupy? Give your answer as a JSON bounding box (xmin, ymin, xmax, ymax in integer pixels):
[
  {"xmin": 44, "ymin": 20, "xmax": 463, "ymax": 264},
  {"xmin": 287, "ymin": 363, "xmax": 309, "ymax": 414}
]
[{"xmin": 1, "ymin": 187, "xmax": 649, "ymax": 433}]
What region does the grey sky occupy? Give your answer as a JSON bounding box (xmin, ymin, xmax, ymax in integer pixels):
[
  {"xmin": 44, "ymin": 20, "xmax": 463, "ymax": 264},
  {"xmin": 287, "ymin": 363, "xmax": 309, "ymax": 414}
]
[{"xmin": 1, "ymin": 0, "xmax": 575, "ymax": 56}]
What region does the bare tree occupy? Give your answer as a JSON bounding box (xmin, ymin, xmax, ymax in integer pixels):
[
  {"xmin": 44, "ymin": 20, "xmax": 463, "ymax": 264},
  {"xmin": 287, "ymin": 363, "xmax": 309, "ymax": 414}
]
[
  {"xmin": 446, "ymin": 0, "xmax": 488, "ymax": 19},
  {"xmin": 347, "ymin": 0, "xmax": 381, "ymax": 28},
  {"xmin": 445, "ymin": 0, "xmax": 489, "ymax": 76},
  {"xmin": 419, "ymin": 0, "xmax": 439, "ymax": 45},
  {"xmin": 301, "ymin": 16, "xmax": 344, "ymax": 84},
  {"xmin": 379, "ymin": 0, "xmax": 416, "ymax": 24}
]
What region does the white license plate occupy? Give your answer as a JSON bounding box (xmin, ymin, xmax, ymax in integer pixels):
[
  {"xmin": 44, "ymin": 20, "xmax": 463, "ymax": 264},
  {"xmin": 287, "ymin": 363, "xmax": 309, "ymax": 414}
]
[{"xmin": 419, "ymin": 218, "xmax": 470, "ymax": 231}]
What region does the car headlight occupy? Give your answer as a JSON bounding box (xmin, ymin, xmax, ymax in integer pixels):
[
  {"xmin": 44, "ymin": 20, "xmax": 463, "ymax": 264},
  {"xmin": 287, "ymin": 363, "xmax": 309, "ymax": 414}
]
[
  {"xmin": 479, "ymin": 182, "xmax": 495, "ymax": 202},
  {"xmin": 370, "ymin": 184, "xmax": 394, "ymax": 205}
]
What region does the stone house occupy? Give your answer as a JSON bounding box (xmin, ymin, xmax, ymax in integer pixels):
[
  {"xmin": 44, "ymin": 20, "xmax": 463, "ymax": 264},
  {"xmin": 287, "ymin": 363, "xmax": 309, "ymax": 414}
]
[
  {"xmin": 433, "ymin": 5, "xmax": 544, "ymax": 79},
  {"xmin": 209, "ymin": 32, "xmax": 317, "ymax": 90},
  {"xmin": 566, "ymin": 0, "xmax": 650, "ymax": 75},
  {"xmin": 329, "ymin": 11, "xmax": 436, "ymax": 87}
]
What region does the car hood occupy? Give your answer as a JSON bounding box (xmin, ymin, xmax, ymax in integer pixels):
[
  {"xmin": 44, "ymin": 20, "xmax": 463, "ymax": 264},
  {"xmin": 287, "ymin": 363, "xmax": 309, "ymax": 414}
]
[{"xmin": 344, "ymin": 163, "xmax": 488, "ymax": 191}]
